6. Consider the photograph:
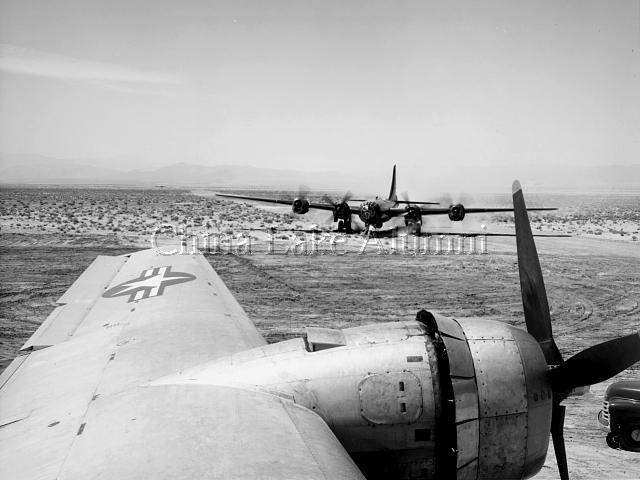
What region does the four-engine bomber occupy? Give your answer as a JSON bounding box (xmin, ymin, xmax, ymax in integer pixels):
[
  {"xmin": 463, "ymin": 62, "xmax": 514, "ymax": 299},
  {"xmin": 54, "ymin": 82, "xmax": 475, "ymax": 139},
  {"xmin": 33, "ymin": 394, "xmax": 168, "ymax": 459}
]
[{"xmin": 217, "ymin": 165, "xmax": 556, "ymax": 233}]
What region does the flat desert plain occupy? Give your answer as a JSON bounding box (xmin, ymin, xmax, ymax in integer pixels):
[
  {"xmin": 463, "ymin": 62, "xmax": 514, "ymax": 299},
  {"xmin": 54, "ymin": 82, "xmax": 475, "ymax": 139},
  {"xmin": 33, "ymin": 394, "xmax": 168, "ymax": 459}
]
[{"xmin": 1, "ymin": 185, "xmax": 639, "ymax": 479}]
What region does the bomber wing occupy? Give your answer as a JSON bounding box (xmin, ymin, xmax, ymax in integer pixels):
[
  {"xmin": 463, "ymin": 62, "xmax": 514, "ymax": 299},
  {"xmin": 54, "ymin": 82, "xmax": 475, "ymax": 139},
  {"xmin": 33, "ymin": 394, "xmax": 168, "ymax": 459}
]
[
  {"xmin": 394, "ymin": 200, "xmax": 439, "ymax": 205},
  {"xmin": 216, "ymin": 192, "xmax": 351, "ymax": 213},
  {"xmin": 0, "ymin": 249, "xmax": 364, "ymax": 479},
  {"xmin": 419, "ymin": 206, "xmax": 556, "ymax": 215},
  {"xmin": 387, "ymin": 206, "xmax": 556, "ymax": 217}
]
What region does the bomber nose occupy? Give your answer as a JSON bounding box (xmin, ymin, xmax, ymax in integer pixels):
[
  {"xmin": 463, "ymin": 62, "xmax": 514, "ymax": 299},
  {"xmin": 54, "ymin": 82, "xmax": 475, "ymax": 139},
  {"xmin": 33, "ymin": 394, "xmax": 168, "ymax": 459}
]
[{"xmin": 359, "ymin": 202, "xmax": 376, "ymax": 221}]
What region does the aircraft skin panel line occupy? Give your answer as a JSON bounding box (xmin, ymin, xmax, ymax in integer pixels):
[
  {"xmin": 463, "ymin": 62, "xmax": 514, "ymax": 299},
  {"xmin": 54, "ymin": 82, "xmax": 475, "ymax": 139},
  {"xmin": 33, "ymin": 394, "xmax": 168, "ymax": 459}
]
[{"xmin": 21, "ymin": 254, "xmax": 128, "ymax": 350}]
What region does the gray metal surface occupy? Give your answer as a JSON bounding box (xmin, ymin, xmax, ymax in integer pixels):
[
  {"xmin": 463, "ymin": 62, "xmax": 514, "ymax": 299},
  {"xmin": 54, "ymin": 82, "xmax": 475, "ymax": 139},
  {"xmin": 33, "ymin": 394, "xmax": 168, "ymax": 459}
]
[
  {"xmin": 430, "ymin": 313, "xmax": 483, "ymax": 480},
  {"xmin": 305, "ymin": 326, "xmax": 346, "ymax": 351},
  {"xmin": 359, "ymin": 372, "xmax": 423, "ymax": 425},
  {"xmin": 468, "ymin": 337, "xmax": 527, "ymax": 417},
  {"xmin": 478, "ymin": 413, "xmax": 527, "ymax": 479},
  {"xmin": 456, "ymin": 419, "xmax": 480, "ymax": 468},
  {"xmin": 442, "ymin": 335, "xmax": 476, "ymax": 379},
  {"xmin": 57, "ymin": 384, "xmax": 365, "ymax": 480},
  {"xmin": 21, "ymin": 255, "xmax": 127, "ymax": 350},
  {"xmin": 452, "ymin": 378, "xmax": 479, "ymax": 424},
  {"xmin": 511, "ymin": 327, "xmax": 553, "ymax": 478},
  {"xmin": 457, "ymin": 318, "xmax": 552, "ymax": 480},
  {"xmin": 158, "ymin": 320, "xmax": 437, "ymax": 456}
]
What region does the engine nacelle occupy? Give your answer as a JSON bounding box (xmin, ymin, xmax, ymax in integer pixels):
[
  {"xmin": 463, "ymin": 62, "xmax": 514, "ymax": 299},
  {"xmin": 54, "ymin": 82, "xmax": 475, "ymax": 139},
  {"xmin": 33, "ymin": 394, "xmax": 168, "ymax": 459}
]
[
  {"xmin": 163, "ymin": 312, "xmax": 551, "ymax": 480},
  {"xmin": 404, "ymin": 205, "xmax": 422, "ymax": 223},
  {"xmin": 333, "ymin": 201, "xmax": 351, "ymax": 222},
  {"xmin": 292, "ymin": 197, "xmax": 310, "ymax": 214},
  {"xmin": 359, "ymin": 201, "xmax": 380, "ymax": 223},
  {"xmin": 448, "ymin": 203, "xmax": 466, "ymax": 222}
]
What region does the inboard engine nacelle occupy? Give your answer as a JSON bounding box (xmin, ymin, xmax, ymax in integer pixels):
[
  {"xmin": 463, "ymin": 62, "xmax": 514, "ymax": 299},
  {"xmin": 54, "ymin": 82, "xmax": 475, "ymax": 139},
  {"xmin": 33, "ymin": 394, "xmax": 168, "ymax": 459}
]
[{"xmin": 160, "ymin": 311, "xmax": 551, "ymax": 480}]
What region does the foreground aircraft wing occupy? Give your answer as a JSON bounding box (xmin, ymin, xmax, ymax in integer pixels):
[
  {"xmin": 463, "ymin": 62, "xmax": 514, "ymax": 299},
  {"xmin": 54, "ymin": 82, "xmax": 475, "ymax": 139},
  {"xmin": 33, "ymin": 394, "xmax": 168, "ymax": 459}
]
[
  {"xmin": 216, "ymin": 192, "xmax": 348, "ymax": 212},
  {"xmin": 0, "ymin": 249, "xmax": 364, "ymax": 480}
]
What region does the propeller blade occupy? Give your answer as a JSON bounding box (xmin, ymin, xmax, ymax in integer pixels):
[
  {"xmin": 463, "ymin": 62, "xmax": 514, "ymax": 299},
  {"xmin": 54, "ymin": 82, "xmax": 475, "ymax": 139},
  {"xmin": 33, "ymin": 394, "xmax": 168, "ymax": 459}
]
[
  {"xmin": 512, "ymin": 180, "xmax": 563, "ymax": 366},
  {"xmin": 548, "ymin": 333, "xmax": 640, "ymax": 391},
  {"xmin": 283, "ymin": 185, "xmax": 309, "ymax": 203},
  {"xmin": 321, "ymin": 194, "xmax": 336, "ymax": 206},
  {"xmin": 551, "ymin": 404, "xmax": 569, "ymax": 480},
  {"xmin": 322, "ymin": 191, "xmax": 355, "ymax": 206}
]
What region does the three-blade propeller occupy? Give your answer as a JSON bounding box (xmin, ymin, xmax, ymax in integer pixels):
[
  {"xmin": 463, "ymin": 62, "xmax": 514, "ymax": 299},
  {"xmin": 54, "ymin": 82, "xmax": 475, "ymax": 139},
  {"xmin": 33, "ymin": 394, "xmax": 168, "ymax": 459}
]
[{"xmin": 512, "ymin": 180, "xmax": 640, "ymax": 480}]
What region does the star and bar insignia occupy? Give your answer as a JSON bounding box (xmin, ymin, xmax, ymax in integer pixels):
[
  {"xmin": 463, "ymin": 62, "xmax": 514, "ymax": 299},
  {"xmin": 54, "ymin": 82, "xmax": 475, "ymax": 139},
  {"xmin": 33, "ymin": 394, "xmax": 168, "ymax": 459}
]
[{"xmin": 102, "ymin": 266, "xmax": 196, "ymax": 303}]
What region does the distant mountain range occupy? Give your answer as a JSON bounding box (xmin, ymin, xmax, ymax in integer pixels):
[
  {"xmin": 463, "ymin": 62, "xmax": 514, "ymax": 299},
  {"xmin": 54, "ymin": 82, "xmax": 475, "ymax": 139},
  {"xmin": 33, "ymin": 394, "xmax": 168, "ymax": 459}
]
[
  {"xmin": 1, "ymin": 153, "xmax": 639, "ymax": 194},
  {"xmin": 0, "ymin": 153, "xmax": 353, "ymax": 190}
]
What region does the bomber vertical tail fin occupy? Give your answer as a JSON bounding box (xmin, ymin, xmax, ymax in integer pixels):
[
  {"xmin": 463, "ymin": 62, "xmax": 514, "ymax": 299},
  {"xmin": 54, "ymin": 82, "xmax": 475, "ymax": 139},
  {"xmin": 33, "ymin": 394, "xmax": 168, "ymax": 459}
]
[{"xmin": 388, "ymin": 165, "xmax": 397, "ymax": 202}]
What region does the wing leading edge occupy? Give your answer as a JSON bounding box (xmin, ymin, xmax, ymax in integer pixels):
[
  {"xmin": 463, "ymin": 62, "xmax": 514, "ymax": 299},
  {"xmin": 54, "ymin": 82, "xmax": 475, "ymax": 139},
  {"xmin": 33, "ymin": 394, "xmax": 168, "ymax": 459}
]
[{"xmin": 216, "ymin": 192, "xmax": 358, "ymax": 213}]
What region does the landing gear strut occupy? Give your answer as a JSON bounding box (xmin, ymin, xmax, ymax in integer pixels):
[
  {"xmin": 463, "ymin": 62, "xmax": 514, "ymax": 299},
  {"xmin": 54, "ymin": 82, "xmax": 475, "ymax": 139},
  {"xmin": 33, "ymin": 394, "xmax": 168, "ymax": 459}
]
[
  {"xmin": 363, "ymin": 222, "xmax": 382, "ymax": 234},
  {"xmin": 404, "ymin": 220, "xmax": 422, "ymax": 236},
  {"xmin": 337, "ymin": 217, "xmax": 352, "ymax": 233}
]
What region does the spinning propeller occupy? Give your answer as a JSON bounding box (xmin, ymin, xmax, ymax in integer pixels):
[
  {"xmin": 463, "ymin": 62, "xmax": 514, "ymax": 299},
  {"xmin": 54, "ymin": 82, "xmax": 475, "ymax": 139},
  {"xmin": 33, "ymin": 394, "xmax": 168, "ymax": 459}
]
[
  {"xmin": 321, "ymin": 191, "xmax": 354, "ymax": 208},
  {"xmin": 513, "ymin": 180, "xmax": 640, "ymax": 480},
  {"xmin": 321, "ymin": 191, "xmax": 362, "ymax": 232}
]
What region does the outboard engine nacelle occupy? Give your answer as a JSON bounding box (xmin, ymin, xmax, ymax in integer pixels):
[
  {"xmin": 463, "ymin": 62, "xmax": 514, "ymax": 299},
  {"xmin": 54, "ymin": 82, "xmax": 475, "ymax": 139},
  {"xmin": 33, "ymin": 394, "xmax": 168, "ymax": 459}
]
[
  {"xmin": 333, "ymin": 202, "xmax": 351, "ymax": 222},
  {"xmin": 448, "ymin": 204, "xmax": 466, "ymax": 222},
  {"xmin": 178, "ymin": 312, "xmax": 552, "ymax": 480},
  {"xmin": 292, "ymin": 198, "xmax": 310, "ymax": 214}
]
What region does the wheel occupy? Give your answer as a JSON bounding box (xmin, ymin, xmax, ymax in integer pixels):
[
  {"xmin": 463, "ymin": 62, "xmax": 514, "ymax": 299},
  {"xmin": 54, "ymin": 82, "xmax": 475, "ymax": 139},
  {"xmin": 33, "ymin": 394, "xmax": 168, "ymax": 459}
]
[
  {"xmin": 621, "ymin": 422, "xmax": 640, "ymax": 452},
  {"xmin": 337, "ymin": 220, "xmax": 344, "ymax": 232},
  {"xmin": 606, "ymin": 431, "xmax": 621, "ymax": 449}
]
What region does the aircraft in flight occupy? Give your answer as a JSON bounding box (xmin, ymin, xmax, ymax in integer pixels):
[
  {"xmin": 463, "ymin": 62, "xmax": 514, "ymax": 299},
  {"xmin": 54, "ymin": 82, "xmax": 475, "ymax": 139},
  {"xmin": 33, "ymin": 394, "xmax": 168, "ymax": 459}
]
[
  {"xmin": 216, "ymin": 165, "xmax": 557, "ymax": 234},
  {"xmin": 1, "ymin": 182, "xmax": 637, "ymax": 480}
]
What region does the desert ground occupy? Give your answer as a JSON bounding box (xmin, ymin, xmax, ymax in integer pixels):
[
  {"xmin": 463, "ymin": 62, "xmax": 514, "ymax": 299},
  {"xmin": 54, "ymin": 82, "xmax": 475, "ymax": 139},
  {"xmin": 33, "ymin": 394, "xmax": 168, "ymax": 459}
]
[{"xmin": 1, "ymin": 185, "xmax": 639, "ymax": 479}]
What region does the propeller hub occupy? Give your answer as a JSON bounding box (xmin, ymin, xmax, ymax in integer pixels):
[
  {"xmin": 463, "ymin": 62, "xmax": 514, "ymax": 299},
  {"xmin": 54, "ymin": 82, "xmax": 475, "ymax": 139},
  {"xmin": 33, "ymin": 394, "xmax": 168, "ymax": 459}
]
[
  {"xmin": 358, "ymin": 201, "xmax": 380, "ymax": 223},
  {"xmin": 447, "ymin": 203, "xmax": 466, "ymax": 222},
  {"xmin": 292, "ymin": 198, "xmax": 310, "ymax": 215}
]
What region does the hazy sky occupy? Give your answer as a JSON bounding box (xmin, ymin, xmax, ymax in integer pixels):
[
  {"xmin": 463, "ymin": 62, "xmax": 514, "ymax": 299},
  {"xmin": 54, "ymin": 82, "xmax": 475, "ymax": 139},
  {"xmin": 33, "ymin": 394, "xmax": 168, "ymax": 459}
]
[{"xmin": 0, "ymin": 0, "xmax": 638, "ymax": 173}]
